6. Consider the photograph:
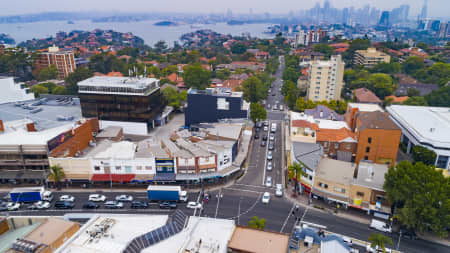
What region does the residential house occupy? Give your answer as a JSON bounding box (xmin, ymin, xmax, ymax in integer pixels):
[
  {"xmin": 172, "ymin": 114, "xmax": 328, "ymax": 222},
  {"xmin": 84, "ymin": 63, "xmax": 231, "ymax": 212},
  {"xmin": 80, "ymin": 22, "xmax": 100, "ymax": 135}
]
[
  {"xmin": 304, "ymin": 105, "xmax": 344, "ymax": 121},
  {"xmin": 353, "ymin": 88, "xmax": 382, "ymax": 105},
  {"xmin": 395, "ymin": 83, "xmax": 439, "ymax": 96}
]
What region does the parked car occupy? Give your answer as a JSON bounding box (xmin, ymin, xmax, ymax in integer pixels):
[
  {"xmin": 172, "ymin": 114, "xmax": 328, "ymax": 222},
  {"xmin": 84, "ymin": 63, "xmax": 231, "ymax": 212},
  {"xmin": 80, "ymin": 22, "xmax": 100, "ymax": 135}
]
[
  {"xmin": 275, "ymin": 184, "xmax": 283, "ymax": 197},
  {"xmin": 115, "ymin": 195, "xmax": 133, "ymax": 202},
  {"xmin": 82, "ymin": 201, "xmax": 100, "ymax": 209},
  {"xmin": 256, "ymin": 122, "xmax": 263, "ymax": 128},
  {"xmin": 28, "ymin": 201, "xmax": 50, "ymax": 210},
  {"xmin": 263, "ymin": 121, "xmax": 269, "ymax": 126},
  {"xmin": 400, "ymin": 227, "xmax": 417, "ymax": 240},
  {"xmin": 262, "ymin": 135, "xmax": 268, "ymax": 141},
  {"xmin": 268, "ymin": 142, "xmax": 274, "ymax": 150},
  {"xmin": 261, "ymin": 140, "xmax": 266, "ymax": 147},
  {"xmin": 59, "ymin": 195, "xmax": 75, "ymax": 202},
  {"xmin": 89, "ymin": 194, "xmax": 106, "ymax": 202},
  {"xmin": 131, "ymin": 201, "xmax": 149, "ymax": 209},
  {"xmin": 186, "ymin": 202, "xmax": 202, "ymax": 209},
  {"xmin": 54, "ymin": 201, "xmax": 74, "ymax": 209},
  {"xmin": 262, "ymin": 192, "xmax": 270, "ymax": 204},
  {"xmin": 263, "ymin": 126, "xmax": 268, "ymax": 132},
  {"xmin": 105, "ymin": 201, "xmax": 124, "ymax": 209},
  {"xmin": 366, "ymin": 245, "xmax": 392, "ymax": 253},
  {"xmin": 159, "ymin": 201, "xmax": 177, "ymax": 209},
  {"xmin": 267, "ymin": 151, "xmax": 273, "ymax": 160},
  {"xmin": 269, "ymin": 133, "xmax": 275, "ymax": 141},
  {"xmin": 272, "ymin": 93, "xmax": 276, "ymax": 96},
  {"xmin": 265, "ymin": 176, "xmax": 272, "ymax": 187},
  {"xmin": 7, "ymin": 202, "xmax": 21, "ymax": 211},
  {"xmin": 280, "ymin": 105, "xmax": 284, "ymax": 110},
  {"xmin": 42, "ymin": 191, "xmax": 53, "ymax": 202},
  {"xmin": 267, "ymin": 161, "xmax": 273, "ymax": 171},
  {"xmin": 0, "ymin": 203, "xmax": 8, "ymax": 211},
  {"xmin": 254, "ymin": 133, "xmax": 259, "ymax": 139},
  {"xmin": 369, "ymin": 219, "xmax": 392, "ymax": 233},
  {"xmin": 341, "ymin": 236, "xmax": 352, "ymax": 246}
]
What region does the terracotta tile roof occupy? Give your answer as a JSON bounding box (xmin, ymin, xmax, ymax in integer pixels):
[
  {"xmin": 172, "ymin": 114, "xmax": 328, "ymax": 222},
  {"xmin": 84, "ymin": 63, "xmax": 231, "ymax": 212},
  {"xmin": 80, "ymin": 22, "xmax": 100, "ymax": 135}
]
[
  {"xmin": 385, "ymin": 95, "xmax": 408, "ymax": 103},
  {"xmin": 107, "ymin": 71, "xmax": 123, "ymax": 77},
  {"xmin": 356, "ymin": 111, "xmax": 400, "ymax": 131},
  {"xmin": 330, "ymin": 43, "xmax": 349, "ymax": 48},
  {"xmin": 221, "ymin": 79, "xmax": 244, "ymax": 91},
  {"xmin": 335, "ymin": 47, "xmax": 348, "ymax": 53},
  {"xmin": 292, "ymin": 120, "xmax": 319, "ymax": 130},
  {"xmin": 316, "ymin": 127, "xmax": 356, "ymax": 142},
  {"xmin": 354, "ymin": 88, "xmax": 382, "ymax": 103}
]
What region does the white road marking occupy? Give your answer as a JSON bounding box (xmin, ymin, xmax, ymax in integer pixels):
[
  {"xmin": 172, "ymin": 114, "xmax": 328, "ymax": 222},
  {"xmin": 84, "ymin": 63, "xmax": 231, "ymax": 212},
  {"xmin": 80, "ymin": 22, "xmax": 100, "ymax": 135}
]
[
  {"xmin": 214, "ymin": 189, "xmax": 222, "ymax": 218},
  {"xmin": 262, "ymin": 120, "xmax": 270, "ymax": 186},
  {"xmin": 280, "ymin": 203, "xmax": 296, "ymax": 233}
]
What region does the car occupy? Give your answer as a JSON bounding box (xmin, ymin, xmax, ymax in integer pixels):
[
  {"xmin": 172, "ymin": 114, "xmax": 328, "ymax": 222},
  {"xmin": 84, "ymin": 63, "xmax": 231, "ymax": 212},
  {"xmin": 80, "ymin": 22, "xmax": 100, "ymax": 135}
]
[
  {"xmin": 265, "ymin": 176, "xmax": 272, "ymax": 187},
  {"xmin": 275, "ymin": 184, "xmax": 283, "ymax": 197},
  {"xmin": 131, "ymin": 201, "xmax": 149, "ymax": 209},
  {"xmin": 42, "ymin": 191, "xmax": 53, "ymax": 202},
  {"xmin": 267, "ymin": 104, "xmax": 271, "ymax": 109},
  {"xmin": 262, "ymin": 192, "xmax": 270, "ymax": 204},
  {"xmin": 89, "ymin": 194, "xmax": 106, "ymax": 202},
  {"xmin": 105, "ymin": 201, "xmax": 124, "ymax": 209},
  {"xmin": 59, "ymin": 195, "xmax": 75, "ymax": 202},
  {"xmin": 273, "ymin": 105, "xmax": 278, "ymax": 110},
  {"xmin": 263, "ymin": 126, "xmax": 268, "ymax": 132},
  {"xmin": 369, "ymin": 219, "xmax": 392, "ymax": 233},
  {"xmin": 7, "ymin": 202, "xmax": 21, "ymax": 211},
  {"xmin": 28, "ymin": 201, "xmax": 50, "ymax": 210},
  {"xmin": 255, "ymin": 127, "xmax": 260, "ymax": 132},
  {"xmin": 159, "ymin": 201, "xmax": 177, "ymax": 209},
  {"xmin": 254, "ymin": 133, "xmax": 259, "ymax": 139},
  {"xmin": 262, "ymin": 135, "xmax": 268, "ymax": 141},
  {"xmin": 267, "ymin": 151, "xmax": 273, "ymax": 160},
  {"xmin": 115, "ymin": 195, "xmax": 133, "ymax": 202},
  {"xmin": 269, "ymin": 133, "xmax": 275, "ymax": 141},
  {"xmin": 268, "ymin": 89, "xmax": 272, "ymax": 93},
  {"xmin": 266, "ymin": 162, "xmax": 273, "ymax": 171},
  {"xmin": 83, "ymin": 201, "xmax": 99, "ymax": 209},
  {"xmin": 268, "ymin": 142, "xmax": 274, "ymax": 150},
  {"xmin": 186, "ymin": 201, "xmax": 202, "ymax": 209},
  {"xmin": 400, "ymin": 227, "xmax": 417, "ymax": 240},
  {"xmin": 272, "ymin": 93, "xmax": 276, "ymax": 96},
  {"xmin": 260, "ymin": 140, "xmax": 266, "ymax": 147},
  {"xmin": 0, "ymin": 203, "xmax": 8, "ymax": 211},
  {"xmin": 256, "ymin": 122, "xmax": 263, "ymax": 128},
  {"xmin": 263, "ymin": 121, "xmax": 269, "ymax": 126},
  {"xmin": 341, "ymin": 236, "xmax": 352, "ymax": 246},
  {"xmin": 280, "ymin": 105, "xmax": 284, "ymax": 110},
  {"xmin": 366, "ymin": 245, "xmax": 392, "ymax": 253},
  {"xmin": 54, "ymin": 201, "xmax": 74, "ymax": 209}
]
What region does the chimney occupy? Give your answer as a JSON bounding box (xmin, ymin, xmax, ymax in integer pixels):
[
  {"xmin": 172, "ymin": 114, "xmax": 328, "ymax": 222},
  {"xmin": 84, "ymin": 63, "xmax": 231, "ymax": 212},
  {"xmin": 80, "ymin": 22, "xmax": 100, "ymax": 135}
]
[
  {"xmin": 26, "ymin": 123, "xmax": 37, "ymax": 132},
  {"xmin": 0, "ymin": 120, "xmax": 4, "ymax": 132}
]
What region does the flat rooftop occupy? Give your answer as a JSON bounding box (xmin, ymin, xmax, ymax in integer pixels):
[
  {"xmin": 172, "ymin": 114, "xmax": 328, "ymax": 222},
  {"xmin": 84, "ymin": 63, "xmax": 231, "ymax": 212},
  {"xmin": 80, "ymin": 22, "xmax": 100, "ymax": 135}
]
[
  {"xmin": 228, "ymin": 226, "xmax": 289, "ymax": 253},
  {"xmin": 387, "ymin": 105, "xmax": 450, "ymax": 148},
  {"xmin": 78, "ymin": 76, "xmax": 159, "ymax": 88},
  {"xmin": 315, "ymin": 158, "xmax": 356, "ymax": 185},
  {"xmin": 348, "ymin": 103, "xmax": 384, "ymax": 113},
  {"xmin": 354, "ymin": 161, "xmax": 390, "ymax": 191},
  {"xmin": 188, "ymin": 87, "xmax": 243, "ymax": 98}
]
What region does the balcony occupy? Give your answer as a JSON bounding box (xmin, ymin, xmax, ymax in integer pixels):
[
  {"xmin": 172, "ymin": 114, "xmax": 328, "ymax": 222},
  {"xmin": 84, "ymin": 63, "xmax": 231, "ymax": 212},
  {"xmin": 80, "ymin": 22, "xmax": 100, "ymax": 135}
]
[
  {"xmin": 0, "ymin": 160, "xmax": 23, "ymax": 166},
  {"xmin": 24, "ymin": 159, "xmax": 49, "ymax": 166}
]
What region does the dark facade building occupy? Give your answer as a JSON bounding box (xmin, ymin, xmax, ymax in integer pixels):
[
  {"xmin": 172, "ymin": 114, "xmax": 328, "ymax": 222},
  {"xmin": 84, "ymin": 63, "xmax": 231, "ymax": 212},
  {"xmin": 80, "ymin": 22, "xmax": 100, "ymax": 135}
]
[
  {"xmin": 78, "ymin": 76, "xmax": 165, "ymax": 130},
  {"xmin": 185, "ymin": 88, "xmax": 249, "ymax": 126}
]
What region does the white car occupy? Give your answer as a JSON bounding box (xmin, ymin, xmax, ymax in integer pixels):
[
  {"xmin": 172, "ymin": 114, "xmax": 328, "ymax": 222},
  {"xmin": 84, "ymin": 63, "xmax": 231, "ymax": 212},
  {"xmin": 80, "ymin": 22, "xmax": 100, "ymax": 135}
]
[
  {"xmin": 7, "ymin": 202, "xmax": 21, "ymax": 211},
  {"xmin": 366, "ymin": 245, "xmax": 392, "ymax": 253},
  {"xmin": 370, "ymin": 219, "xmax": 392, "ymax": 233},
  {"xmin": 89, "ymin": 194, "xmax": 107, "ymax": 202},
  {"xmin": 104, "ymin": 201, "xmax": 124, "ymax": 209},
  {"xmin": 341, "ymin": 236, "xmax": 352, "ymax": 246},
  {"xmin": 263, "ymin": 126, "xmax": 268, "ymax": 132},
  {"xmin": 265, "ymin": 176, "xmax": 272, "ymax": 187},
  {"xmin": 269, "ymin": 134, "xmax": 275, "ymax": 141},
  {"xmin": 275, "ymin": 184, "xmax": 283, "ymax": 197},
  {"xmin": 59, "ymin": 195, "xmax": 75, "ymax": 202},
  {"xmin": 262, "ymin": 192, "xmax": 270, "ymax": 204},
  {"xmin": 266, "ymin": 161, "xmax": 273, "ymax": 171},
  {"xmin": 42, "ymin": 191, "xmax": 53, "ymax": 202},
  {"xmin": 115, "ymin": 195, "xmax": 133, "ymax": 202},
  {"xmin": 186, "ymin": 202, "xmax": 202, "ymax": 209},
  {"xmin": 28, "ymin": 201, "xmax": 50, "ymax": 210},
  {"xmin": 267, "ymin": 151, "xmax": 273, "ymax": 160},
  {"xmin": 280, "ymin": 105, "xmax": 284, "ymax": 111}
]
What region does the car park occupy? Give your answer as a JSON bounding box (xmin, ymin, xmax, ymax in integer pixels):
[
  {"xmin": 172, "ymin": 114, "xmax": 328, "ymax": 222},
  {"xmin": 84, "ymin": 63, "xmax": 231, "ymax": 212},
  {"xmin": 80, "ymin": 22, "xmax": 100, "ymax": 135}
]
[
  {"xmin": 186, "ymin": 202, "xmax": 202, "ymax": 209},
  {"xmin": 59, "ymin": 195, "xmax": 75, "ymax": 202},
  {"xmin": 262, "ymin": 192, "xmax": 270, "ymax": 204},
  {"xmin": 159, "ymin": 201, "xmax": 177, "ymax": 209},
  {"xmin": 267, "ymin": 161, "xmax": 273, "ymax": 171},
  {"xmin": 7, "ymin": 202, "xmax": 21, "ymax": 211},
  {"xmin": 115, "ymin": 195, "xmax": 133, "ymax": 202},
  {"xmin": 265, "ymin": 176, "xmax": 272, "ymax": 187},
  {"xmin": 89, "ymin": 194, "xmax": 106, "ymax": 202},
  {"xmin": 105, "ymin": 201, "xmax": 124, "ymax": 209},
  {"xmin": 82, "ymin": 201, "xmax": 100, "ymax": 209},
  {"xmin": 267, "ymin": 151, "xmax": 273, "ymax": 160},
  {"xmin": 131, "ymin": 201, "xmax": 149, "ymax": 209},
  {"xmin": 28, "ymin": 201, "xmax": 50, "ymax": 210},
  {"xmin": 54, "ymin": 201, "xmax": 74, "ymax": 209},
  {"xmin": 275, "ymin": 184, "xmax": 283, "ymax": 197},
  {"xmin": 261, "ymin": 140, "xmax": 266, "ymax": 147}
]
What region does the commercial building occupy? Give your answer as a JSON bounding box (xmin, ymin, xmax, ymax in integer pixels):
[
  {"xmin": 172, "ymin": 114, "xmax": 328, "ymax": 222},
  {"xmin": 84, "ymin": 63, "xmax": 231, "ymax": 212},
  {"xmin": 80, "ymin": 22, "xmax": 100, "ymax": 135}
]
[
  {"xmin": 185, "ymin": 88, "xmax": 249, "ymax": 126},
  {"xmin": 216, "ymin": 62, "xmax": 265, "ymax": 72},
  {"xmin": 316, "ymin": 128, "xmax": 357, "ymax": 162},
  {"xmin": 291, "ymin": 142, "xmax": 323, "ymax": 194},
  {"xmin": 387, "ymin": 105, "xmax": 450, "ymax": 170},
  {"xmin": 344, "ymin": 103, "xmax": 384, "ymax": 131},
  {"xmin": 0, "ymin": 77, "xmax": 34, "ymax": 104},
  {"xmin": 34, "ymin": 46, "xmax": 76, "ymax": 80},
  {"xmin": 291, "ymin": 225, "xmax": 351, "ymax": 253},
  {"xmin": 227, "ymin": 226, "xmax": 289, "ymax": 253},
  {"xmin": 353, "ymin": 88, "xmax": 382, "ymax": 105},
  {"xmin": 306, "ymin": 55, "xmax": 345, "ymax": 102},
  {"xmin": 353, "ymin": 48, "xmax": 391, "ymax": 68},
  {"xmin": 78, "ymin": 76, "xmax": 165, "ymax": 134},
  {"xmin": 292, "ymin": 29, "xmax": 326, "ymax": 47}
]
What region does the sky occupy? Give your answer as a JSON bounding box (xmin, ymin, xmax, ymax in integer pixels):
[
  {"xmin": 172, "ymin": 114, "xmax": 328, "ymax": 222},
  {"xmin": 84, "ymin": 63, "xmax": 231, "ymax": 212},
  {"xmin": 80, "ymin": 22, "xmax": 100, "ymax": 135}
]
[{"xmin": 0, "ymin": 0, "xmax": 448, "ymax": 17}]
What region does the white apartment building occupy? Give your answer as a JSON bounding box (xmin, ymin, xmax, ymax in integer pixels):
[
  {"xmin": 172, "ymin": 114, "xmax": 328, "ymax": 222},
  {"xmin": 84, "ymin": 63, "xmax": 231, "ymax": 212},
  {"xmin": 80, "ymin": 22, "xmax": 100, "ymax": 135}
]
[
  {"xmin": 306, "ymin": 55, "xmax": 345, "ymax": 102},
  {"xmin": 0, "ymin": 77, "xmax": 35, "ymax": 104}
]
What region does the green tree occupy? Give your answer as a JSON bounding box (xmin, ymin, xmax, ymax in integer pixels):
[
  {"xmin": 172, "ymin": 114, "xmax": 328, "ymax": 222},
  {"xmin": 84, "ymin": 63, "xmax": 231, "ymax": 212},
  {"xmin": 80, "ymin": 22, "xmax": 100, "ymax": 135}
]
[
  {"xmin": 384, "ymin": 161, "xmax": 450, "ymax": 237},
  {"xmin": 368, "ymin": 73, "xmax": 395, "ymax": 99},
  {"xmin": 288, "ymin": 162, "xmax": 307, "ymax": 194},
  {"xmin": 39, "ymin": 82, "xmax": 56, "ymax": 93},
  {"xmin": 411, "ymin": 146, "xmax": 437, "ymax": 165},
  {"xmin": 371, "ymin": 62, "xmax": 401, "ymax": 74},
  {"xmin": 37, "ymin": 65, "xmax": 58, "ymax": 81},
  {"xmin": 215, "ymin": 69, "xmax": 231, "ymax": 80},
  {"xmin": 65, "ymin": 67, "xmax": 93, "ymax": 95},
  {"xmin": 161, "ymin": 65, "xmax": 178, "ymax": 77},
  {"xmin": 230, "ymin": 43, "xmax": 247, "ymax": 54},
  {"xmin": 30, "ymin": 85, "xmax": 48, "ymax": 97},
  {"xmin": 248, "ymin": 216, "xmax": 266, "ymax": 230},
  {"xmin": 368, "ymin": 233, "xmax": 393, "ymax": 253},
  {"xmin": 52, "ymin": 86, "xmax": 67, "ymax": 95},
  {"xmin": 214, "ymin": 54, "xmax": 231, "ymax": 64},
  {"xmin": 249, "ymin": 102, "xmax": 267, "ymax": 123},
  {"xmin": 406, "ymin": 88, "xmax": 420, "ymax": 97},
  {"xmin": 413, "ymin": 63, "xmax": 450, "ymax": 86},
  {"xmin": 48, "ymin": 165, "xmax": 66, "ymax": 190},
  {"xmin": 425, "ymin": 86, "xmax": 450, "ymax": 107},
  {"xmin": 282, "ymin": 67, "xmax": 300, "ymax": 83},
  {"xmin": 154, "ymin": 40, "xmax": 168, "ymax": 53},
  {"xmin": 403, "ymin": 96, "xmax": 428, "ymax": 106},
  {"xmin": 182, "ymin": 63, "xmax": 211, "ymax": 90},
  {"xmin": 294, "ymin": 97, "xmax": 306, "ymax": 111},
  {"xmin": 185, "ymin": 50, "xmax": 201, "ymax": 64},
  {"xmin": 402, "ymin": 56, "xmax": 425, "ymax": 75},
  {"xmin": 243, "ymin": 76, "xmax": 265, "ymax": 103},
  {"xmin": 162, "ymin": 87, "xmax": 187, "ymax": 111},
  {"xmin": 313, "ymin": 44, "xmax": 335, "ymax": 58}
]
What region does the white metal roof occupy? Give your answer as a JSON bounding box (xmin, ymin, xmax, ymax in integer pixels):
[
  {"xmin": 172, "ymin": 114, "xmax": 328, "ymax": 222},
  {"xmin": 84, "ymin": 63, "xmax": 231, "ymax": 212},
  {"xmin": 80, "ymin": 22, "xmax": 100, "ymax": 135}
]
[
  {"xmin": 77, "ymin": 76, "xmax": 159, "ymax": 88},
  {"xmin": 348, "ymin": 103, "xmax": 384, "ymax": 112}
]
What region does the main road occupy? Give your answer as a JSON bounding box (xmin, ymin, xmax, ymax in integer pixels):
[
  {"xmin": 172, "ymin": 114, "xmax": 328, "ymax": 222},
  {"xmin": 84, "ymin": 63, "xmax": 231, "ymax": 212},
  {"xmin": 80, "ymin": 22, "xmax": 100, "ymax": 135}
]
[{"xmin": 0, "ymin": 57, "xmax": 447, "ymax": 253}]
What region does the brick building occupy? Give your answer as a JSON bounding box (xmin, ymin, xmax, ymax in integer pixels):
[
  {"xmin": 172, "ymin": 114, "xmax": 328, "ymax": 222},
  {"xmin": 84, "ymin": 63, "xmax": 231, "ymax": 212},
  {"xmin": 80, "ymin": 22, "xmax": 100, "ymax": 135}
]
[
  {"xmin": 34, "ymin": 46, "xmax": 76, "ymax": 80},
  {"xmin": 316, "ymin": 128, "xmax": 357, "ymax": 162}
]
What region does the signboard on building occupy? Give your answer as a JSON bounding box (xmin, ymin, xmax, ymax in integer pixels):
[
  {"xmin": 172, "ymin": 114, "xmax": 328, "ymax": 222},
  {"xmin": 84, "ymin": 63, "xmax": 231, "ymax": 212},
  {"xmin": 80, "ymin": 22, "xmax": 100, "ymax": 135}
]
[{"xmin": 47, "ymin": 129, "xmax": 74, "ymax": 151}]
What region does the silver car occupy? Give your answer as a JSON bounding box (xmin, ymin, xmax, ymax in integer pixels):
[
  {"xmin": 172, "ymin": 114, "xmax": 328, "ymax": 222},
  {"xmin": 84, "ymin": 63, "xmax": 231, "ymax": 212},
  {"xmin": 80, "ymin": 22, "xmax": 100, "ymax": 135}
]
[
  {"xmin": 265, "ymin": 176, "xmax": 272, "ymax": 187},
  {"xmin": 267, "ymin": 151, "xmax": 273, "ymax": 160}
]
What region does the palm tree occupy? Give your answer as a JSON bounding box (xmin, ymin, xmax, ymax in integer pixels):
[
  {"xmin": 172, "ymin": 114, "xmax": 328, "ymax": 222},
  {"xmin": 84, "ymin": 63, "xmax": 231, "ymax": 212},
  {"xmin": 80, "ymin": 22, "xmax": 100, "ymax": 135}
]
[
  {"xmin": 288, "ymin": 162, "xmax": 307, "ymax": 195},
  {"xmin": 248, "ymin": 216, "xmax": 266, "ymax": 230},
  {"xmin": 368, "ymin": 233, "xmax": 393, "ymax": 253},
  {"xmin": 47, "ymin": 165, "xmax": 66, "ymax": 190}
]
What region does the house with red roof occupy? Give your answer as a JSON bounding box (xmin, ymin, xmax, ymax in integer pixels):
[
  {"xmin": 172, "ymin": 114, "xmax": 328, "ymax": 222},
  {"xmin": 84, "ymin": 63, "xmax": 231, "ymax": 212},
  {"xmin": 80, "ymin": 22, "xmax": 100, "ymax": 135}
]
[{"xmin": 353, "ymin": 88, "xmax": 382, "ymax": 105}]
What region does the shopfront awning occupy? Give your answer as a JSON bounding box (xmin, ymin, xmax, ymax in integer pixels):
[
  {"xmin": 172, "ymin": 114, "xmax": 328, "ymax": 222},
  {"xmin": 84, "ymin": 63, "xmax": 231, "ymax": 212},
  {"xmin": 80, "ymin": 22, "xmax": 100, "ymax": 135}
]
[
  {"xmin": 153, "ymin": 173, "xmax": 176, "ymax": 182},
  {"xmin": 91, "ymin": 174, "xmax": 135, "ymax": 182},
  {"xmin": 0, "ymin": 170, "xmax": 47, "ymax": 180},
  {"xmin": 131, "ymin": 174, "xmax": 154, "ymax": 183},
  {"xmin": 219, "ymin": 166, "xmax": 241, "ymax": 177}
]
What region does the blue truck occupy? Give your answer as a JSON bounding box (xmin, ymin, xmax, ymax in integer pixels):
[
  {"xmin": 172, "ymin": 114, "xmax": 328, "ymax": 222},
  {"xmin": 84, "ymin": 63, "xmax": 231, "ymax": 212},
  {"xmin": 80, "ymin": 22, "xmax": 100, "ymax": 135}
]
[
  {"xmin": 147, "ymin": 185, "xmax": 188, "ymax": 202},
  {"xmin": 10, "ymin": 187, "xmax": 53, "ymax": 202}
]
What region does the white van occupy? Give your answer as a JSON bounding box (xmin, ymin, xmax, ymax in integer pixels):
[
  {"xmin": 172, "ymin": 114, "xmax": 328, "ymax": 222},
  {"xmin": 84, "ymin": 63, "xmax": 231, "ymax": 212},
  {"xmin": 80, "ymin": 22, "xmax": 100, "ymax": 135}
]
[
  {"xmin": 270, "ymin": 123, "xmax": 277, "ymax": 133},
  {"xmin": 369, "ymin": 219, "xmax": 392, "ymax": 233}
]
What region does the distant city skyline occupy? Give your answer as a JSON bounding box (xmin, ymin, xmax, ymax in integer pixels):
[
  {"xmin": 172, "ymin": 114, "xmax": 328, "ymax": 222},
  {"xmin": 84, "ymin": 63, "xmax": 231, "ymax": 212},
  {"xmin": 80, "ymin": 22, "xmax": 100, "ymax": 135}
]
[{"xmin": 1, "ymin": 0, "xmax": 449, "ymax": 18}]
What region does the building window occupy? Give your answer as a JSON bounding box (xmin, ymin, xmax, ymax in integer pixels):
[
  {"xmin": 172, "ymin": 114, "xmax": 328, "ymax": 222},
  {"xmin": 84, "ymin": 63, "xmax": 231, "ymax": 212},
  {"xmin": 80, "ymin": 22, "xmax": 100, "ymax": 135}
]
[
  {"xmin": 319, "ymin": 182, "xmax": 328, "ymax": 189},
  {"xmin": 136, "ymin": 166, "xmax": 142, "ymax": 170},
  {"xmin": 145, "ymin": 166, "xmax": 152, "ymax": 170},
  {"xmin": 368, "ymin": 137, "xmax": 372, "ymax": 144},
  {"xmin": 357, "ymin": 192, "xmax": 365, "ymax": 197},
  {"xmin": 334, "ymin": 143, "xmax": 339, "ymax": 149},
  {"xmin": 94, "ymin": 166, "xmax": 100, "ymax": 171},
  {"xmin": 364, "ymin": 156, "xmax": 369, "ymax": 160},
  {"xmin": 436, "ymin": 155, "xmax": 449, "ymax": 169},
  {"xmin": 323, "ymin": 142, "xmax": 328, "ymax": 147},
  {"xmin": 366, "ymin": 147, "xmax": 370, "ymax": 153},
  {"xmin": 334, "ymin": 187, "xmax": 346, "ymax": 193},
  {"xmin": 115, "ymin": 166, "xmax": 121, "ymax": 171},
  {"xmin": 346, "ymin": 144, "xmax": 351, "ymax": 150}
]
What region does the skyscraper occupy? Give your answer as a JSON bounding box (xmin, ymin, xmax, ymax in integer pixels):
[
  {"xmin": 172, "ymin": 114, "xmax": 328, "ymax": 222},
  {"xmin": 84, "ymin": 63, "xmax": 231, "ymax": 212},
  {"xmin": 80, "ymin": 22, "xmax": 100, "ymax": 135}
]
[
  {"xmin": 419, "ymin": 0, "xmax": 428, "ymax": 20},
  {"xmin": 378, "ymin": 11, "xmax": 390, "ymax": 27}
]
